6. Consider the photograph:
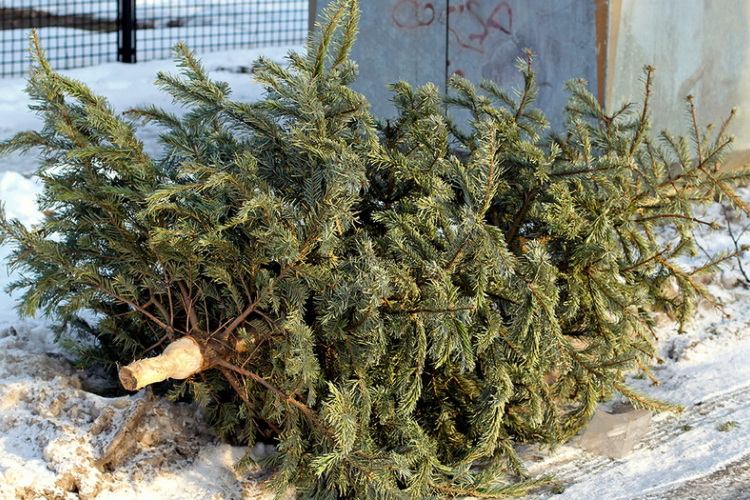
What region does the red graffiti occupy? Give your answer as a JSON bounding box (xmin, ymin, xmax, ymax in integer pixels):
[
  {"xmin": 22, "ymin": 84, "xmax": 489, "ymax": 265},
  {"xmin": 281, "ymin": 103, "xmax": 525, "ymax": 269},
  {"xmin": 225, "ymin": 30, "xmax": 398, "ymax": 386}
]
[
  {"xmin": 392, "ymin": 0, "xmax": 436, "ymax": 28},
  {"xmin": 392, "ymin": 0, "xmax": 512, "ymax": 55},
  {"xmin": 487, "ymin": 2, "xmax": 512, "ymax": 35}
]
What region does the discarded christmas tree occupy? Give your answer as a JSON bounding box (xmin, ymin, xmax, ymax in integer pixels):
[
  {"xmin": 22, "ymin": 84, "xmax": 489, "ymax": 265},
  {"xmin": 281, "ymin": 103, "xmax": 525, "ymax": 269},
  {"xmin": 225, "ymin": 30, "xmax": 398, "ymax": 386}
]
[{"xmin": 1, "ymin": 1, "xmax": 749, "ymax": 498}]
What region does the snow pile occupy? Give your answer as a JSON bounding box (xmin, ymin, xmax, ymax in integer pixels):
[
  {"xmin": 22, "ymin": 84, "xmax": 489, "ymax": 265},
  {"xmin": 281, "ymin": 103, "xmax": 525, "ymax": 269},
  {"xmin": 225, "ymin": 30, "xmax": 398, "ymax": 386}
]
[{"xmin": 0, "ymin": 323, "xmax": 285, "ymax": 500}]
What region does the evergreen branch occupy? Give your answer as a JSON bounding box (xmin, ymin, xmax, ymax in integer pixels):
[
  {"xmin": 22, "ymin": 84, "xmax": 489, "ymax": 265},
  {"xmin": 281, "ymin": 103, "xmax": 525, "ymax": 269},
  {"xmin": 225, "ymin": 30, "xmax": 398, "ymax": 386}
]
[
  {"xmin": 293, "ymin": 267, "xmax": 336, "ymax": 289},
  {"xmin": 344, "ymin": 306, "xmax": 373, "ymax": 333},
  {"xmin": 565, "ymin": 79, "xmax": 611, "ymax": 126},
  {"xmin": 587, "ymin": 269, "xmax": 653, "ymax": 332},
  {"xmin": 687, "ymin": 95, "xmax": 704, "ymax": 166},
  {"xmin": 574, "ymin": 119, "xmax": 592, "ymax": 168},
  {"xmin": 330, "ymin": 0, "xmax": 359, "ymax": 69},
  {"xmin": 497, "ymin": 329, "xmax": 524, "ymax": 359},
  {"xmin": 312, "ymin": 0, "xmax": 350, "ymax": 79},
  {"xmin": 480, "ymin": 124, "xmax": 499, "ymax": 215},
  {"xmin": 697, "ymin": 164, "xmax": 750, "ymax": 216},
  {"xmin": 656, "ymin": 257, "xmax": 730, "ymax": 318},
  {"xmin": 428, "ymin": 479, "xmax": 541, "ymax": 499},
  {"xmin": 514, "ymin": 50, "xmax": 534, "ymax": 123},
  {"xmin": 696, "ymin": 137, "xmax": 734, "ymax": 172},
  {"xmin": 613, "ymin": 381, "xmax": 682, "ymax": 412},
  {"xmin": 688, "ymin": 246, "xmax": 747, "ymax": 277},
  {"xmin": 549, "ymin": 164, "xmax": 618, "ymax": 178}
]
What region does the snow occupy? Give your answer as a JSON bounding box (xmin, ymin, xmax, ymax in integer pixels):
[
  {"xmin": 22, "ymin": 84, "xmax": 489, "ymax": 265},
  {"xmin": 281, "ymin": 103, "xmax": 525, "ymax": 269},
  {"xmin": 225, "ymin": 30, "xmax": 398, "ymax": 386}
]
[
  {"xmin": 0, "ymin": 1, "xmax": 307, "ymax": 78},
  {"xmin": 1, "ymin": 45, "xmax": 750, "ymax": 500}
]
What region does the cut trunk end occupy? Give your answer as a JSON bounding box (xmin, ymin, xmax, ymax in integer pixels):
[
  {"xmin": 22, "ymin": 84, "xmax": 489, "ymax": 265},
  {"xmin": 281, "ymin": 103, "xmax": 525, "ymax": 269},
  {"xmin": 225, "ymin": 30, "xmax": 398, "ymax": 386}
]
[{"xmin": 119, "ymin": 337, "xmax": 204, "ymax": 391}]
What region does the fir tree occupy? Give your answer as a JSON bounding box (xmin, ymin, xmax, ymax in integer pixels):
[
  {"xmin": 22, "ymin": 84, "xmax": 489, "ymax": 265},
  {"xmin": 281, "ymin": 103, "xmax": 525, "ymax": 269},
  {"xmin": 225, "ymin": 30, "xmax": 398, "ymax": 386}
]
[{"xmin": 1, "ymin": 1, "xmax": 748, "ymax": 498}]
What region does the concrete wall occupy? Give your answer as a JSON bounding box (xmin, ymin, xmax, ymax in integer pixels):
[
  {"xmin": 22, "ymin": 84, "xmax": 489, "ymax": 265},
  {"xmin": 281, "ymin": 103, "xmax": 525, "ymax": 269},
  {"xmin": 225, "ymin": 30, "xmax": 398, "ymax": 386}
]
[
  {"xmin": 351, "ymin": 0, "xmax": 448, "ymax": 119},
  {"xmin": 312, "ymin": 0, "xmax": 750, "ymax": 158},
  {"xmin": 608, "ymin": 0, "xmax": 750, "ymax": 156},
  {"xmin": 445, "ymin": 0, "xmax": 599, "ymax": 129},
  {"xmin": 316, "ymin": 0, "xmax": 601, "ymax": 126}
]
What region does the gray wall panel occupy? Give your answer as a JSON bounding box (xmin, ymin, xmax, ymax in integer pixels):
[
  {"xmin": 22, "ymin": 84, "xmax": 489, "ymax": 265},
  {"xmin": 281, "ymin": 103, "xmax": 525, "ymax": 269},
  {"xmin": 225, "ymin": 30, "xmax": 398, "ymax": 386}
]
[{"xmin": 316, "ymin": 0, "xmax": 599, "ymax": 127}]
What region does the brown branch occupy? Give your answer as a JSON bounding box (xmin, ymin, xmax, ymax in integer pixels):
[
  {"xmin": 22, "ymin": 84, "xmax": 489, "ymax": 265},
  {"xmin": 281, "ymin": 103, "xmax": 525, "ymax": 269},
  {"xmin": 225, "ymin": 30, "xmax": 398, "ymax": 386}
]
[
  {"xmin": 218, "ymin": 364, "xmax": 253, "ymax": 410},
  {"xmin": 633, "ymin": 213, "xmax": 715, "ymax": 227},
  {"xmin": 385, "ymin": 305, "xmax": 475, "ymax": 316},
  {"xmin": 212, "ymin": 358, "xmax": 333, "ymax": 438},
  {"xmin": 619, "ymin": 247, "xmax": 671, "ymax": 274},
  {"xmin": 656, "ymin": 257, "xmax": 730, "ymax": 318},
  {"xmin": 218, "ymin": 263, "xmax": 291, "ymax": 340},
  {"xmin": 689, "ymin": 246, "xmax": 747, "ymax": 277},
  {"xmin": 636, "ymin": 360, "xmax": 660, "ymax": 386},
  {"xmin": 141, "ymin": 331, "xmax": 173, "ymax": 356},
  {"xmin": 235, "ymin": 258, "xmax": 254, "ymax": 303},
  {"xmin": 444, "ymin": 230, "xmax": 475, "ymax": 271},
  {"xmin": 714, "ymin": 109, "xmax": 738, "ymax": 171},
  {"xmin": 687, "ymin": 95, "xmax": 704, "ymax": 166},
  {"xmin": 90, "ymin": 282, "xmax": 173, "ymax": 333},
  {"xmin": 147, "ymin": 287, "xmax": 174, "ymax": 338},
  {"xmin": 506, "ymin": 187, "xmax": 538, "ymax": 245},
  {"xmin": 177, "ymin": 280, "xmax": 201, "ymax": 334},
  {"xmin": 628, "ymin": 66, "xmax": 653, "ymax": 157}
]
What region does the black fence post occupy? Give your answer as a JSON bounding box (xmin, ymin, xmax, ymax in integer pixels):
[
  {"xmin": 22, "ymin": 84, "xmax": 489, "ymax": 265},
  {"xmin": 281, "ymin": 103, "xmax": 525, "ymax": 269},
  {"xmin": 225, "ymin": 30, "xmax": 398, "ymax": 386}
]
[
  {"xmin": 118, "ymin": 0, "xmax": 137, "ymax": 63},
  {"xmin": 309, "ymin": 0, "xmax": 318, "ymax": 36}
]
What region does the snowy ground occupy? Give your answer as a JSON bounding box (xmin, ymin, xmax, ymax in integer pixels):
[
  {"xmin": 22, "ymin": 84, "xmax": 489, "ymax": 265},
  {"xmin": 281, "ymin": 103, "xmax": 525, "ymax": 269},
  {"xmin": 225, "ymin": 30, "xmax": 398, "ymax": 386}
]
[
  {"xmin": 2, "ymin": 48, "xmax": 750, "ymax": 500},
  {"xmin": 0, "ymin": 1, "xmax": 308, "ymax": 74}
]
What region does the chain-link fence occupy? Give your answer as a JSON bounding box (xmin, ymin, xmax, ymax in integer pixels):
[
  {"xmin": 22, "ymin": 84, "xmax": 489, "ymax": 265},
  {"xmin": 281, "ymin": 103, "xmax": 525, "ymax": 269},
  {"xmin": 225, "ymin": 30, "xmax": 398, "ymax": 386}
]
[{"xmin": 0, "ymin": 0, "xmax": 308, "ymax": 77}]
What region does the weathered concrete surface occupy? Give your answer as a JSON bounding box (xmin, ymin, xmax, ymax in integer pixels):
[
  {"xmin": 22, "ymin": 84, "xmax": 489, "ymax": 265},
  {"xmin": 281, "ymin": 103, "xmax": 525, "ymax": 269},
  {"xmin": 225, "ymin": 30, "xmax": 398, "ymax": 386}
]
[
  {"xmin": 447, "ymin": 0, "xmax": 598, "ymax": 130},
  {"xmin": 339, "ymin": 0, "xmax": 448, "ymax": 119},
  {"xmin": 315, "ymin": 0, "xmax": 750, "ymax": 163},
  {"xmin": 609, "ymin": 1, "xmax": 750, "ymax": 153},
  {"xmin": 317, "ymin": 1, "xmax": 599, "ymax": 127}
]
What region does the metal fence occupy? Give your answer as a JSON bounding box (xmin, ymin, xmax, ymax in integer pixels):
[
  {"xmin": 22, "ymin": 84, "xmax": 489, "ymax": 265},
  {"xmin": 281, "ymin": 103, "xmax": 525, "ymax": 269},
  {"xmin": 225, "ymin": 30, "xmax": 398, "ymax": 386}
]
[{"xmin": 0, "ymin": 0, "xmax": 308, "ymax": 77}]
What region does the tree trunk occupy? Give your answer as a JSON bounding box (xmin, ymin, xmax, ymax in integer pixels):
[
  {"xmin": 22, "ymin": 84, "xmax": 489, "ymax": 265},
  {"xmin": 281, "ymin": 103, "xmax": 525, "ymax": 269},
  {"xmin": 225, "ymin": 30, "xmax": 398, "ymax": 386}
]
[{"xmin": 119, "ymin": 336, "xmax": 204, "ymax": 391}]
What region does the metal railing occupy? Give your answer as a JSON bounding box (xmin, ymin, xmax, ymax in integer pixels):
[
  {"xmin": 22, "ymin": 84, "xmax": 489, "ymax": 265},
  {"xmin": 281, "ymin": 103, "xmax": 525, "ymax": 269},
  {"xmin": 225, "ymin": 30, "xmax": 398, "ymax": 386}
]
[{"xmin": 0, "ymin": 0, "xmax": 308, "ymax": 77}]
